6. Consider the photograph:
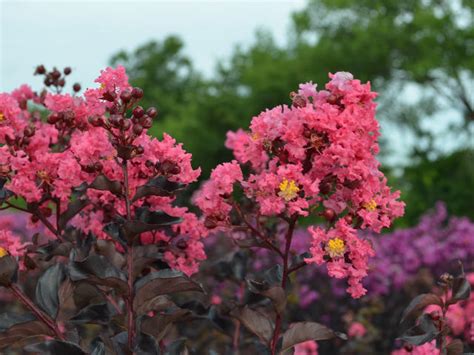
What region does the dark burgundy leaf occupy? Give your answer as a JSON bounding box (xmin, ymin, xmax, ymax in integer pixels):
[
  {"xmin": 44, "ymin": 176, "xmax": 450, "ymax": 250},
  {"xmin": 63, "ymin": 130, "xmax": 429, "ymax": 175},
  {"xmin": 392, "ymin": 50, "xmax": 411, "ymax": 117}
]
[
  {"xmin": 70, "ymin": 303, "xmax": 114, "ymax": 325},
  {"xmin": 111, "ymin": 331, "xmax": 130, "ymax": 355},
  {"xmin": 24, "ymin": 340, "xmax": 85, "ymax": 355},
  {"xmin": 132, "ymin": 176, "xmax": 183, "ymax": 202},
  {"xmin": 95, "ymin": 239, "xmax": 126, "ymax": 270},
  {"xmin": 37, "ymin": 240, "xmax": 73, "ymax": 261},
  {"xmin": 0, "ymin": 255, "xmax": 18, "ymax": 286},
  {"xmin": 57, "ymin": 278, "xmax": 77, "ymax": 322},
  {"xmin": 134, "ymin": 270, "xmax": 203, "ymax": 308},
  {"xmin": 103, "ymin": 222, "xmax": 127, "ymax": 247},
  {"xmin": 69, "ymin": 254, "xmax": 128, "ymax": 294},
  {"xmin": 400, "ymin": 294, "xmax": 443, "ymax": 324},
  {"xmin": 400, "ymin": 314, "xmax": 439, "ymax": 346},
  {"xmin": 141, "ymin": 308, "xmax": 191, "ymax": 341},
  {"xmin": 446, "ymin": 339, "xmax": 464, "ymax": 355},
  {"xmin": 90, "ymin": 338, "xmax": 106, "ymax": 355},
  {"xmin": 452, "ymin": 276, "xmax": 471, "ymax": 302},
  {"xmin": 0, "ymin": 321, "xmax": 53, "ymax": 349},
  {"xmin": 165, "ymin": 338, "xmax": 188, "ymax": 355},
  {"xmin": 230, "ymin": 306, "xmax": 273, "ymax": 345},
  {"xmin": 136, "ymin": 295, "xmax": 175, "ymax": 316},
  {"xmin": 135, "ymin": 332, "xmax": 160, "ymax": 355},
  {"xmin": 247, "ymin": 280, "xmax": 287, "ymax": 314},
  {"xmin": 0, "ymin": 312, "xmax": 35, "ymax": 331},
  {"xmin": 90, "ymin": 175, "xmax": 122, "ymax": 196},
  {"xmin": 58, "ymin": 198, "xmax": 89, "ymax": 230},
  {"xmin": 35, "ymin": 263, "xmax": 66, "ymax": 318},
  {"xmin": 281, "ymin": 321, "xmax": 342, "ymax": 351}
]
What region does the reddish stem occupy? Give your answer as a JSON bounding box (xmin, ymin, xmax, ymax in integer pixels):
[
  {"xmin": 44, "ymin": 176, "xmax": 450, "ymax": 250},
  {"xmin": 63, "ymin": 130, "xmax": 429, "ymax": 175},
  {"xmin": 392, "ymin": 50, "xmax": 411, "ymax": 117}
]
[
  {"xmin": 9, "ymin": 284, "xmax": 65, "ymax": 340},
  {"xmin": 122, "ymin": 160, "xmax": 136, "ymax": 352},
  {"xmin": 270, "ymin": 218, "xmax": 296, "ymax": 355}
]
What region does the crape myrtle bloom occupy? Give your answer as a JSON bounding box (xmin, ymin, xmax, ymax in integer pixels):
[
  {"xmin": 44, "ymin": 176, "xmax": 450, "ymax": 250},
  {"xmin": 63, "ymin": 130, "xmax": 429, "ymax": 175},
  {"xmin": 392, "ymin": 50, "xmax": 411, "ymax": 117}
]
[
  {"xmin": 0, "ymin": 65, "xmax": 207, "ymax": 276},
  {"xmin": 195, "ymin": 72, "xmax": 404, "ymax": 298}
]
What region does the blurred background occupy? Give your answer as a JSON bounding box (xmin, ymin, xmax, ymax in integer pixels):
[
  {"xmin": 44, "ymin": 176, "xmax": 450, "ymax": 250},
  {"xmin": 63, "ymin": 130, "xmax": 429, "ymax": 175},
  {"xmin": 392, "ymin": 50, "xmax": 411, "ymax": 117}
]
[
  {"xmin": 2, "ymin": 0, "xmax": 473, "ymax": 227},
  {"xmin": 1, "ymin": 1, "xmax": 474, "ymax": 353}
]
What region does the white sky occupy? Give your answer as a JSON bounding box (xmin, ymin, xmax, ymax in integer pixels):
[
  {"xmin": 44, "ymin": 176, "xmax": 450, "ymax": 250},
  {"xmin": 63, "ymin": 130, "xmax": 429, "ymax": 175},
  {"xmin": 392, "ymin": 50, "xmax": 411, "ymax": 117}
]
[{"xmin": 1, "ymin": 0, "xmax": 305, "ymax": 91}]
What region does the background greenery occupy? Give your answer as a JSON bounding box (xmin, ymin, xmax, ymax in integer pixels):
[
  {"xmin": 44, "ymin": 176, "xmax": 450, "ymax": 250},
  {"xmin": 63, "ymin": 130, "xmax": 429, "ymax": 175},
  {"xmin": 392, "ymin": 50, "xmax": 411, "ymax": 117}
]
[{"xmin": 110, "ymin": 0, "xmax": 473, "ymax": 226}]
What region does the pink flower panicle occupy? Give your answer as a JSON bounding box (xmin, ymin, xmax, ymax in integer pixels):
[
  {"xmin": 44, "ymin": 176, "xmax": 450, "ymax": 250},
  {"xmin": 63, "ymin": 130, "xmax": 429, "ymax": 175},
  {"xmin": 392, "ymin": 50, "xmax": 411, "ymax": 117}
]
[
  {"xmin": 195, "ymin": 72, "xmax": 404, "ymax": 298},
  {"xmin": 0, "ymin": 65, "xmax": 205, "ymax": 276}
]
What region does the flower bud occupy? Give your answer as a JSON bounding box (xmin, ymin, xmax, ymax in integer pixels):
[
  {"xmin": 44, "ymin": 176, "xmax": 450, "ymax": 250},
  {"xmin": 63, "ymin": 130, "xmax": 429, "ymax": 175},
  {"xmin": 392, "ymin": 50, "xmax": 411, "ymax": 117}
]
[
  {"xmin": 146, "ymin": 107, "xmax": 158, "ymax": 118},
  {"xmin": 24, "ymin": 126, "xmax": 35, "ymax": 137},
  {"xmin": 133, "ymin": 124, "xmax": 143, "ymax": 136},
  {"xmin": 323, "ymin": 208, "xmax": 336, "ymax": 221},
  {"xmin": 35, "ymin": 65, "xmax": 46, "ymax": 75},
  {"xmin": 73, "ymin": 83, "xmax": 81, "ymax": 92},
  {"xmin": 63, "ymin": 67, "xmax": 72, "ymax": 75},
  {"xmin": 132, "ymin": 87, "xmax": 144, "ymax": 99},
  {"xmin": 120, "ymin": 90, "xmax": 132, "ymax": 103},
  {"xmin": 133, "ymin": 106, "xmax": 145, "ymax": 118}
]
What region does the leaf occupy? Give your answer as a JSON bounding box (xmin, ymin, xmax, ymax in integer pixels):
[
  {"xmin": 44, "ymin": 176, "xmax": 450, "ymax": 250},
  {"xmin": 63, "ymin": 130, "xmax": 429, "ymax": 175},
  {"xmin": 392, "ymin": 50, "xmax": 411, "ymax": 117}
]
[
  {"xmin": 446, "ymin": 339, "xmax": 464, "ymax": 355},
  {"xmin": 165, "ymin": 338, "xmax": 188, "ymax": 355},
  {"xmin": 90, "ymin": 338, "xmax": 106, "ymax": 355},
  {"xmin": 0, "ymin": 255, "xmax": 18, "ymax": 286},
  {"xmin": 400, "ymin": 314, "xmax": 439, "ymax": 346},
  {"xmin": 24, "ymin": 340, "xmax": 85, "ymax": 354},
  {"xmin": 247, "ymin": 279, "xmax": 287, "ymax": 314},
  {"xmin": 90, "ymin": 175, "xmax": 122, "ymax": 196},
  {"xmin": 70, "ymin": 303, "xmax": 114, "ymax": 325},
  {"xmin": 69, "ymin": 254, "xmax": 128, "ymax": 294},
  {"xmin": 400, "ymin": 294, "xmax": 443, "ymax": 324},
  {"xmin": 135, "ymin": 332, "xmax": 160, "ymax": 355},
  {"xmin": 132, "ymin": 176, "xmax": 183, "ymax": 202},
  {"xmin": 281, "ymin": 321, "xmax": 342, "ymax": 351},
  {"xmin": 134, "ymin": 270, "xmax": 203, "ymax": 308},
  {"xmin": 35, "ymin": 263, "xmax": 66, "ymax": 318},
  {"xmin": 452, "ymin": 276, "xmax": 471, "ymax": 302},
  {"xmin": 57, "ymin": 278, "xmax": 77, "ymax": 322},
  {"xmin": 230, "ymin": 306, "xmax": 273, "ymax": 345},
  {"xmin": 103, "ymin": 222, "xmax": 127, "ymax": 247},
  {"xmin": 0, "ymin": 321, "xmax": 53, "ymax": 349},
  {"xmin": 111, "ymin": 331, "xmax": 129, "ymax": 355},
  {"xmin": 141, "ymin": 308, "xmax": 191, "ymax": 341},
  {"xmin": 136, "ymin": 295, "xmax": 175, "ymax": 316},
  {"xmin": 123, "ymin": 217, "xmax": 181, "ymax": 239},
  {"xmin": 37, "ymin": 240, "xmax": 73, "ymax": 261},
  {"xmin": 0, "ymin": 312, "xmax": 35, "ymax": 331},
  {"xmin": 58, "ymin": 198, "xmax": 89, "ymax": 230},
  {"xmin": 95, "ymin": 239, "xmax": 126, "ymax": 270}
]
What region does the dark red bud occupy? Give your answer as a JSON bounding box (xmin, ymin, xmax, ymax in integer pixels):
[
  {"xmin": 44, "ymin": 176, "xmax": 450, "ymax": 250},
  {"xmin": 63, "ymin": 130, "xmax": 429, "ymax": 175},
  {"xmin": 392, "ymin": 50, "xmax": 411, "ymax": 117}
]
[
  {"xmin": 142, "ymin": 117, "xmax": 153, "ymax": 129},
  {"xmin": 63, "ymin": 67, "xmax": 72, "ymax": 75},
  {"xmin": 204, "ymin": 217, "xmax": 218, "ymax": 229},
  {"xmin": 132, "ymin": 106, "xmax": 145, "ymax": 118},
  {"xmin": 47, "ymin": 113, "xmax": 60, "ymax": 124},
  {"xmin": 146, "ymin": 107, "xmax": 158, "ymax": 118},
  {"xmin": 58, "ymin": 78, "xmax": 66, "ymax": 87},
  {"xmin": 327, "ymin": 94, "xmax": 338, "ymax": 105},
  {"xmin": 132, "ymin": 87, "xmax": 144, "ymax": 99},
  {"xmin": 323, "ymin": 208, "xmax": 336, "ymax": 221},
  {"xmin": 102, "ymin": 91, "xmax": 117, "ymax": 102},
  {"xmin": 176, "ymin": 240, "xmax": 187, "ymax": 250},
  {"xmin": 51, "ymin": 70, "xmax": 61, "ymax": 80},
  {"xmin": 133, "ymin": 124, "xmax": 143, "ymax": 135},
  {"xmin": 120, "ymin": 90, "xmax": 132, "ymax": 103},
  {"xmin": 135, "ymin": 146, "xmax": 144, "ymax": 155},
  {"xmin": 24, "ymin": 126, "xmax": 35, "ymax": 137},
  {"xmin": 35, "ymin": 65, "xmax": 46, "ymax": 75},
  {"xmin": 73, "ymin": 83, "xmax": 81, "ymax": 92},
  {"xmin": 344, "ymin": 214, "xmax": 353, "ymax": 225},
  {"xmin": 121, "ymin": 119, "xmax": 131, "ymax": 131}
]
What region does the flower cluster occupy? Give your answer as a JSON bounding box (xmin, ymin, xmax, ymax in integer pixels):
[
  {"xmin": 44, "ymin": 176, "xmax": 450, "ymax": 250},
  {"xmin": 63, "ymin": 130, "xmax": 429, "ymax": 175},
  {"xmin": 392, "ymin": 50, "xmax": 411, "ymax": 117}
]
[
  {"xmin": 195, "ymin": 72, "xmax": 404, "ymax": 298},
  {"xmin": 0, "ymin": 65, "xmax": 206, "ymax": 275}
]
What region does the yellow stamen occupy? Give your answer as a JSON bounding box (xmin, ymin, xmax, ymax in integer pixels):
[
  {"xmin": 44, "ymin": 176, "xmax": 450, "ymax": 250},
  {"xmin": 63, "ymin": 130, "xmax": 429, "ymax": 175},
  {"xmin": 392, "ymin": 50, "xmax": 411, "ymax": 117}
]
[
  {"xmin": 278, "ymin": 179, "xmax": 300, "ymax": 202},
  {"xmin": 0, "ymin": 247, "xmax": 8, "ymax": 258},
  {"xmin": 326, "ymin": 237, "xmax": 345, "ymax": 258},
  {"xmin": 100, "ymin": 83, "xmax": 106, "ymax": 89},
  {"xmin": 36, "ymin": 170, "xmax": 51, "ymax": 184},
  {"xmin": 0, "ymin": 112, "xmax": 5, "ymax": 122},
  {"xmin": 363, "ymin": 199, "xmax": 377, "ymax": 212},
  {"xmin": 251, "ymin": 132, "xmax": 259, "ymax": 141}
]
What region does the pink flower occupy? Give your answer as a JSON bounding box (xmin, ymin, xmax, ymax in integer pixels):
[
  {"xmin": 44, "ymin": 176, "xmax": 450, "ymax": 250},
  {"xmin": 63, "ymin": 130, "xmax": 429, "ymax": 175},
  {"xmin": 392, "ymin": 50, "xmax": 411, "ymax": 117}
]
[
  {"xmin": 391, "ymin": 341, "xmax": 440, "ymax": 355},
  {"xmin": 348, "ymin": 322, "xmax": 367, "ymax": 338},
  {"xmin": 294, "ymin": 340, "xmax": 318, "ymax": 355}
]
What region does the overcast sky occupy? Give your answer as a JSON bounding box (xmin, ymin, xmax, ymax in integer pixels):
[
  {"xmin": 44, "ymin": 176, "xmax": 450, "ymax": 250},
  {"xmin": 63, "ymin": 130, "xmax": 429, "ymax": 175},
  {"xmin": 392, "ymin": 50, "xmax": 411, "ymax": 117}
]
[{"xmin": 1, "ymin": 0, "xmax": 305, "ymax": 91}]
